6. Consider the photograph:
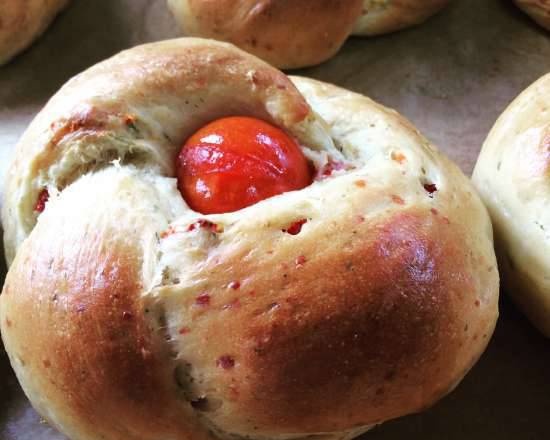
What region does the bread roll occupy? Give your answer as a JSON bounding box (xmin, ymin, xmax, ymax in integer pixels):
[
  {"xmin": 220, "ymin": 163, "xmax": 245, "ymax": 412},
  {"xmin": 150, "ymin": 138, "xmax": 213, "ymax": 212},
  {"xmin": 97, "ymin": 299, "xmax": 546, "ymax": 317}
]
[
  {"xmin": 0, "ymin": 0, "xmax": 69, "ymax": 65},
  {"xmin": 473, "ymin": 73, "xmax": 550, "ymax": 336},
  {"xmin": 167, "ymin": 0, "xmax": 450, "ymax": 68},
  {"xmin": 1, "ymin": 38, "xmax": 498, "ymax": 440}
]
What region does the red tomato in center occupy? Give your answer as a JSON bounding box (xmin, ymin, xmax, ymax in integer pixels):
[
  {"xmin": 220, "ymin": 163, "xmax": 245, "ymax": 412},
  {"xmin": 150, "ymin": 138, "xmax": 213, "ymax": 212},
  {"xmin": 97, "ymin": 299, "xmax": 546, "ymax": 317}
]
[{"xmin": 177, "ymin": 116, "xmax": 312, "ymax": 214}]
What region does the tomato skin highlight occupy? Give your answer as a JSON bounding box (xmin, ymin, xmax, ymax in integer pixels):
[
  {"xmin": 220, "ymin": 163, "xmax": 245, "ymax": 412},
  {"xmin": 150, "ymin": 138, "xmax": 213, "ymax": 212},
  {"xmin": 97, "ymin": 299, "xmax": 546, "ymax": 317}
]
[{"xmin": 177, "ymin": 116, "xmax": 313, "ymax": 214}]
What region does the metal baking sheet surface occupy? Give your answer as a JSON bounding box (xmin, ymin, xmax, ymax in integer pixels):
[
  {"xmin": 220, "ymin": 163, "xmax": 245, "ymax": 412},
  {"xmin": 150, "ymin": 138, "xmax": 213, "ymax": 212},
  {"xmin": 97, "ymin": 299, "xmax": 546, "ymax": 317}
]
[{"xmin": 1, "ymin": 0, "xmax": 549, "ymax": 439}]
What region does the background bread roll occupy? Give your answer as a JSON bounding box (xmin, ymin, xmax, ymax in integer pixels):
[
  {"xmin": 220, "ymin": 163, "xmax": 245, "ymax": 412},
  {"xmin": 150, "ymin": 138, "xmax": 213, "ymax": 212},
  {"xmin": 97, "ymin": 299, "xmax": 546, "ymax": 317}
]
[
  {"xmin": 0, "ymin": 0, "xmax": 69, "ymax": 65},
  {"xmin": 167, "ymin": 0, "xmax": 451, "ymax": 68},
  {"xmin": 473, "ymin": 73, "xmax": 550, "ymax": 337}
]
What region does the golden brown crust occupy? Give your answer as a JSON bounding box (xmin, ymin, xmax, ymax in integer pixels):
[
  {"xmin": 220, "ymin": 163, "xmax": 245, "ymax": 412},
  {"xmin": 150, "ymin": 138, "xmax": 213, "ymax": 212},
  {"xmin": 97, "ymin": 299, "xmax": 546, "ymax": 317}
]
[
  {"xmin": 1, "ymin": 38, "xmax": 498, "ymax": 440},
  {"xmin": 1, "ymin": 171, "xmax": 215, "ymax": 440},
  {"xmin": 0, "ymin": 0, "xmax": 69, "ymax": 65},
  {"xmin": 168, "ymin": 0, "xmax": 364, "ymax": 69},
  {"xmin": 514, "ymin": 0, "xmax": 550, "ymax": 30},
  {"xmin": 178, "ymin": 209, "xmax": 496, "ymax": 434},
  {"xmin": 167, "ymin": 0, "xmax": 450, "ymax": 69}
]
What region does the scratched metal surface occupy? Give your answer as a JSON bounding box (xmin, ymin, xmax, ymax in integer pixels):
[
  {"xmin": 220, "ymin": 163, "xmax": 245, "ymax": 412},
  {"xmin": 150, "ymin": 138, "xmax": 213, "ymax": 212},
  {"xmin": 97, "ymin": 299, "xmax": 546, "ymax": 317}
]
[{"xmin": 1, "ymin": 0, "xmax": 549, "ymax": 439}]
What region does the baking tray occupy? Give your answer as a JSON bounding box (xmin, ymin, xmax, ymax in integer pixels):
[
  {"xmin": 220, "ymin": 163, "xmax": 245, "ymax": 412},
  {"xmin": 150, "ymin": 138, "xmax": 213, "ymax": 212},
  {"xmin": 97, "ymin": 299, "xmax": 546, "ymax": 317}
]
[{"xmin": 1, "ymin": 0, "xmax": 549, "ymax": 439}]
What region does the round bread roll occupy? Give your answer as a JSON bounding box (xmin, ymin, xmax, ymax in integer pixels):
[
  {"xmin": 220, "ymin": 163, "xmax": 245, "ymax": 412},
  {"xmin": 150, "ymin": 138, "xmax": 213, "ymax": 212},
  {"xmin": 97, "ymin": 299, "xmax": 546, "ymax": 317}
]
[
  {"xmin": 514, "ymin": 0, "xmax": 550, "ymax": 30},
  {"xmin": 167, "ymin": 0, "xmax": 450, "ymax": 69},
  {"xmin": 473, "ymin": 73, "xmax": 550, "ymax": 337},
  {"xmin": 0, "ymin": 38, "xmax": 498, "ymax": 440},
  {"xmin": 0, "ymin": 0, "xmax": 69, "ymax": 65}
]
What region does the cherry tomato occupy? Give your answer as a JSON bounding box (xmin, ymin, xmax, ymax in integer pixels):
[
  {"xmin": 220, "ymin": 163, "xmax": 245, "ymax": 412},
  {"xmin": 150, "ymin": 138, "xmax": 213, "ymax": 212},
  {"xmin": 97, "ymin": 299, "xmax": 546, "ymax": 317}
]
[{"xmin": 177, "ymin": 116, "xmax": 312, "ymax": 214}]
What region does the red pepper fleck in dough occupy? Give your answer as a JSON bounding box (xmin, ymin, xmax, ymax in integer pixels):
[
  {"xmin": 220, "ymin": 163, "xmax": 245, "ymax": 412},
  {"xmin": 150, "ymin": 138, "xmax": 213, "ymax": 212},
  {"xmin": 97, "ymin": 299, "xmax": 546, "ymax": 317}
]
[
  {"xmin": 179, "ymin": 327, "xmax": 191, "ymax": 335},
  {"xmin": 283, "ymin": 218, "xmax": 307, "ymax": 235},
  {"xmin": 195, "ymin": 293, "xmax": 211, "ymax": 306},
  {"xmin": 188, "ymin": 219, "xmax": 221, "ymax": 233},
  {"xmin": 217, "ymin": 355, "xmax": 235, "ymax": 369},
  {"xmin": 424, "ymin": 183, "xmax": 438, "ymax": 195},
  {"xmin": 160, "ymin": 225, "xmax": 177, "ymax": 239},
  {"xmin": 34, "ymin": 188, "xmax": 50, "ymax": 213},
  {"xmin": 391, "ymin": 195, "xmax": 405, "ymax": 205},
  {"xmin": 228, "ymin": 281, "xmax": 240, "ymax": 290},
  {"xmin": 391, "ymin": 151, "xmax": 407, "ymax": 163},
  {"xmin": 295, "ymin": 255, "xmax": 307, "ymax": 267},
  {"xmin": 318, "ymin": 159, "xmax": 347, "ymax": 178},
  {"xmin": 123, "ymin": 114, "xmax": 136, "ymax": 126}
]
